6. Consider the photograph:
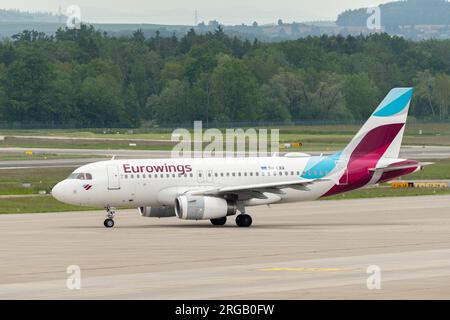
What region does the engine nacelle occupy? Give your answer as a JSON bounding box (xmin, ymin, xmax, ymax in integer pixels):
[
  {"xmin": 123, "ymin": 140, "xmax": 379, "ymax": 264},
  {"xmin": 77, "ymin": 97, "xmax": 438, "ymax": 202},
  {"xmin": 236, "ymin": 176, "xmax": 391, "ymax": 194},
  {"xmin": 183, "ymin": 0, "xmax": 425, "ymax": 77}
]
[
  {"xmin": 174, "ymin": 196, "xmax": 237, "ymax": 220},
  {"xmin": 139, "ymin": 206, "xmax": 176, "ymax": 218}
]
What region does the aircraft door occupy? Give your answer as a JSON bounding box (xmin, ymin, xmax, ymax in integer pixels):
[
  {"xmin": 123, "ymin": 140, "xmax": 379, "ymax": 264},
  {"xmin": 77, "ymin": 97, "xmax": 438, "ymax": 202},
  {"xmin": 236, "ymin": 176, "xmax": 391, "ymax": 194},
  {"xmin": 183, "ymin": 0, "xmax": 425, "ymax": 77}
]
[{"xmin": 107, "ymin": 166, "xmax": 121, "ymax": 190}]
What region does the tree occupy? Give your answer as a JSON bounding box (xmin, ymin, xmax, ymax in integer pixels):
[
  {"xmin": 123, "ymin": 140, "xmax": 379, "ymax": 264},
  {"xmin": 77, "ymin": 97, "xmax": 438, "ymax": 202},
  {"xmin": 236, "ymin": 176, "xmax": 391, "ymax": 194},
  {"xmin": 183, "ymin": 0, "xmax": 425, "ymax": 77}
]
[
  {"xmin": 307, "ymin": 74, "xmax": 351, "ymax": 120},
  {"xmin": 433, "ymin": 74, "xmax": 450, "ymax": 120},
  {"xmin": 3, "ymin": 48, "xmax": 55, "ymax": 123},
  {"xmin": 0, "ymin": 63, "xmax": 6, "ymax": 121},
  {"xmin": 147, "ymin": 80, "xmax": 192, "ymax": 124},
  {"xmin": 260, "ymin": 71, "xmax": 307, "ymax": 120},
  {"xmin": 211, "ymin": 55, "xmax": 259, "ymax": 122},
  {"xmin": 244, "ymin": 47, "xmax": 289, "ymax": 83},
  {"xmin": 258, "ymin": 83, "xmax": 292, "ymax": 122},
  {"xmin": 343, "ymin": 73, "xmax": 380, "ymax": 119},
  {"xmin": 124, "ymin": 84, "xmax": 140, "ymax": 126},
  {"xmin": 414, "ymin": 70, "xmax": 436, "ymax": 118},
  {"xmin": 78, "ymin": 74, "xmax": 127, "ymax": 127}
]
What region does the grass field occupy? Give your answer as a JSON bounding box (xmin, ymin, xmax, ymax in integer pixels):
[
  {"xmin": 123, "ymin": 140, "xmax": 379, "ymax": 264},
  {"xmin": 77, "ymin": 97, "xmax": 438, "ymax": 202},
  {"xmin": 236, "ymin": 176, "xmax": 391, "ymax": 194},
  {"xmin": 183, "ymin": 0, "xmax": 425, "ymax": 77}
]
[
  {"xmin": 1, "ymin": 123, "xmax": 449, "ymax": 151},
  {"xmin": 325, "ymin": 186, "xmax": 450, "ymax": 200},
  {"xmin": 0, "ymin": 153, "xmax": 106, "ymax": 161},
  {"xmin": 0, "ymin": 167, "xmax": 75, "ymax": 195},
  {"xmin": 407, "ymin": 159, "xmax": 450, "ymax": 180},
  {"xmin": 0, "ymin": 196, "xmax": 97, "ymax": 214}
]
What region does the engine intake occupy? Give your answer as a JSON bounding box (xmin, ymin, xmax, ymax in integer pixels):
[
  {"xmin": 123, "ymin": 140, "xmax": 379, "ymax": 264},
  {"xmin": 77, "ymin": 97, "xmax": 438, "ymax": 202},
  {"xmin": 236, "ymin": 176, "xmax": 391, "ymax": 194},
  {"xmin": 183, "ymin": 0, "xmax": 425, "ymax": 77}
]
[{"xmin": 174, "ymin": 196, "xmax": 237, "ymax": 220}]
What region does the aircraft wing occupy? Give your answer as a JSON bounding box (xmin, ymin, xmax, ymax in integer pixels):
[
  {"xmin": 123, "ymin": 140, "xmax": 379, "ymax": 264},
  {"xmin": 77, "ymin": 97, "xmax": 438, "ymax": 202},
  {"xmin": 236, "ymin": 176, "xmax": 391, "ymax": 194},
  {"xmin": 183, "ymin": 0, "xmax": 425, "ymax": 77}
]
[{"xmin": 191, "ymin": 178, "xmax": 330, "ymax": 197}]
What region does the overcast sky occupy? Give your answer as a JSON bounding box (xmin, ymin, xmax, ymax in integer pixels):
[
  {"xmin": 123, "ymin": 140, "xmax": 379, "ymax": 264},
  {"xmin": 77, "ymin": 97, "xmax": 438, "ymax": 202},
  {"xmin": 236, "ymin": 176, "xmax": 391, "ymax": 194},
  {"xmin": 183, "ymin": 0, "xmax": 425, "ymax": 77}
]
[{"xmin": 2, "ymin": 0, "xmax": 393, "ymax": 25}]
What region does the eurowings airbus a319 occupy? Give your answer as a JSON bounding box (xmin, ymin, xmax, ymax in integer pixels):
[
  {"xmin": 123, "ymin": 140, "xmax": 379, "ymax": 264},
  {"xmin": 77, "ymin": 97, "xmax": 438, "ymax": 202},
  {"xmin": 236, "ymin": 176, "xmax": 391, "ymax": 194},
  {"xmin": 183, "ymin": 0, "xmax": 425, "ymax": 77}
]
[{"xmin": 52, "ymin": 88, "xmax": 428, "ymax": 228}]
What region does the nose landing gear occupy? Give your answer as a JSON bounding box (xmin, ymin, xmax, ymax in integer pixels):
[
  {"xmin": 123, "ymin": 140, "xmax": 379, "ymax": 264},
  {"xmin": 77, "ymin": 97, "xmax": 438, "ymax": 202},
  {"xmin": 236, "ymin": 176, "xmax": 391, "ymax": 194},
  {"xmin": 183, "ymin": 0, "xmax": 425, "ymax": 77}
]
[{"xmin": 104, "ymin": 207, "xmax": 116, "ymax": 228}]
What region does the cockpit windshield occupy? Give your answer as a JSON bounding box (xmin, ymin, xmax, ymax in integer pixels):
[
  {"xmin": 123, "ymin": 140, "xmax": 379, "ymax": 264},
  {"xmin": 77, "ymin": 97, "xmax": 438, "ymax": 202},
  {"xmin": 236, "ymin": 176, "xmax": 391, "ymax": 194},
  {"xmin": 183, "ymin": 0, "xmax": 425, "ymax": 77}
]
[{"xmin": 68, "ymin": 173, "xmax": 93, "ymax": 180}]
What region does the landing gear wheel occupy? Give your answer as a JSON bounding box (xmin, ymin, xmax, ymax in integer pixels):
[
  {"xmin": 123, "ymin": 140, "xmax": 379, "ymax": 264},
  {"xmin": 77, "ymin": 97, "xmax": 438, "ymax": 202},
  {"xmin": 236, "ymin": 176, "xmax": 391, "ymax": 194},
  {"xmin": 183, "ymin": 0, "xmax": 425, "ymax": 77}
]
[
  {"xmin": 236, "ymin": 214, "xmax": 252, "ymax": 228},
  {"xmin": 211, "ymin": 217, "xmax": 227, "ymax": 226},
  {"xmin": 104, "ymin": 219, "xmax": 115, "ymax": 228}
]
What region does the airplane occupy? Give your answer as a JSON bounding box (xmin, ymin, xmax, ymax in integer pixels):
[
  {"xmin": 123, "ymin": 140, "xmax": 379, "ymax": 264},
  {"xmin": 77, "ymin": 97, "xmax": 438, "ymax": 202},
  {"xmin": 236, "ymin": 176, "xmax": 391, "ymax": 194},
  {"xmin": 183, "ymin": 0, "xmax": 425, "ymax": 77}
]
[{"xmin": 52, "ymin": 87, "xmax": 428, "ymax": 228}]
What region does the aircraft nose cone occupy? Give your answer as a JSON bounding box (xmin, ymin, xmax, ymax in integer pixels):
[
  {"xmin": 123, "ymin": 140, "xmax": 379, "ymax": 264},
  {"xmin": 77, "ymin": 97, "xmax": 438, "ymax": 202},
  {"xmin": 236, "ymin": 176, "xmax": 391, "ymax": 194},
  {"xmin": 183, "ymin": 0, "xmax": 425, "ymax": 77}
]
[{"xmin": 51, "ymin": 182, "xmax": 65, "ymax": 202}]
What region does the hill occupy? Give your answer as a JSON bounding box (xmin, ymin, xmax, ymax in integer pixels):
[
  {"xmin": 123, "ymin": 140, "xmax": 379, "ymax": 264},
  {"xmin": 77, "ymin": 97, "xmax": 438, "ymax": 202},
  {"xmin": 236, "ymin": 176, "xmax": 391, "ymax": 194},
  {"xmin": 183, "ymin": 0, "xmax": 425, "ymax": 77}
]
[{"xmin": 337, "ymin": 0, "xmax": 450, "ymax": 29}]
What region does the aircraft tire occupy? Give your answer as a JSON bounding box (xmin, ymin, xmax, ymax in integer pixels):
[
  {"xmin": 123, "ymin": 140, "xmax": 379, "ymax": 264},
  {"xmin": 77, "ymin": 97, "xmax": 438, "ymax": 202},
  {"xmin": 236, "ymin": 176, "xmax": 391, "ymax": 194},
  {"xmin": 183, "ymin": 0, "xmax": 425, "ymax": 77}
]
[
  {"xmin": 236, "ymin": 214, "xmax": 252, "ymax": 228},
  {"xmin": 104, "ymin": 218, "xmax": 115, "ymax": 228},
  {"xmin": 211, "ymin": 217, "xmax": 227, "ymax": 226}
]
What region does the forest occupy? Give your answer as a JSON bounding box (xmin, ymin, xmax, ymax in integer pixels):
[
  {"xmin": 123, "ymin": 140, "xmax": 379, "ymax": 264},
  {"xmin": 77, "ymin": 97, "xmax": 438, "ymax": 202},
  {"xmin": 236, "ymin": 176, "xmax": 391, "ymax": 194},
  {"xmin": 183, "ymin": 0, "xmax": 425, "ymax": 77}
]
[{"xmin": 0, "ymin": 24, "xmax": 450, "ymax": 128}]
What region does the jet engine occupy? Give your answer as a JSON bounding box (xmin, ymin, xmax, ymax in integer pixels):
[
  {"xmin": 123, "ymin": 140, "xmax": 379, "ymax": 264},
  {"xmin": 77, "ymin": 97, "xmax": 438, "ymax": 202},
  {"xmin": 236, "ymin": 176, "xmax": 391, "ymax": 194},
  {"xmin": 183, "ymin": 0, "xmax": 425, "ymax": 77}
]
[
  {"xmin": 174, "ymin": 196, "xmax": 237, "ymax": 220},
  {"xmin": 139, "ymin": 206, "xmax": 176, "ymax": 218}
]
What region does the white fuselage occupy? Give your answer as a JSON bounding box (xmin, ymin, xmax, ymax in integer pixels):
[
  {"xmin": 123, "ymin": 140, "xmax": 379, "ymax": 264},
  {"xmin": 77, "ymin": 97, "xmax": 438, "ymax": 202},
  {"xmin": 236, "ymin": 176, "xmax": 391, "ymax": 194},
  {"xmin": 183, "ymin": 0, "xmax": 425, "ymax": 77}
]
[{"xmin": 52, "ymin": 156, "xmax": 342, "ymax": 209}]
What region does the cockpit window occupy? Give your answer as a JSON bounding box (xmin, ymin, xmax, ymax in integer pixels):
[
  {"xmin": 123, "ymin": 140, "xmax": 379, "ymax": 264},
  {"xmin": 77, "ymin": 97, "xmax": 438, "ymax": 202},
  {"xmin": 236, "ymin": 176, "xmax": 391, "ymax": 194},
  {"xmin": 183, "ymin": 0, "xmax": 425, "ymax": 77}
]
[{"xmin": 68, "ymin": 173, "xmax": 93, "ymax": 180}]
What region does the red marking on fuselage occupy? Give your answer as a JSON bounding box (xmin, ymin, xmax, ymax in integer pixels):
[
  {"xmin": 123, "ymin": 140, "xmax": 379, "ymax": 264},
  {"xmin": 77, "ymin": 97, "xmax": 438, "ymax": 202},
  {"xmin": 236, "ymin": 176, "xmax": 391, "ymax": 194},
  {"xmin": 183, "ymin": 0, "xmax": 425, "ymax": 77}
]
[{"xmin": 323, "ymin": 123, "xmax": 405, "ymax": 197}]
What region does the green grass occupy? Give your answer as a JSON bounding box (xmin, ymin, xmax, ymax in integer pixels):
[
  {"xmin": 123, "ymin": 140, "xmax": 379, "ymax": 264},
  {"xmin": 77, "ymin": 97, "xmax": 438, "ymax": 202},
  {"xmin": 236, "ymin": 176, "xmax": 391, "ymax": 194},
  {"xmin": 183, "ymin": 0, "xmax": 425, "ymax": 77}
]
[
  {"xmin": 324, "ymin": 186, "xmax": 450, "ymax": 200},
  {"xmin": 1, "ymin": 123, "xmax": 450, "ymax": 152},
  {"xmin": 0, "ymin": 153, "xmax": 106, "ymax": 161},
  {"xmin": 0, "ymin": 167, "xmax": 75, "ymax": 195},
  {"xmin": 0, "ymin": 196, "xmax": 98, "ymax": 214},
  {"xmin": 405, "ymin": 159, "xmax": 450, "ymax": 180}
]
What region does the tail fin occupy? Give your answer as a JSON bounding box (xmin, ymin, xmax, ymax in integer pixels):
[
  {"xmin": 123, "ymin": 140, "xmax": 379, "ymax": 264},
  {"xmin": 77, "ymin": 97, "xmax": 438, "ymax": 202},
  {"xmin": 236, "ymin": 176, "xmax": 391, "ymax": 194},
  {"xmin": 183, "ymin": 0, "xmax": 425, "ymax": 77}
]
[{"xmin": 342, "ymin": 88, "xmax": 414, "ymax": 161}]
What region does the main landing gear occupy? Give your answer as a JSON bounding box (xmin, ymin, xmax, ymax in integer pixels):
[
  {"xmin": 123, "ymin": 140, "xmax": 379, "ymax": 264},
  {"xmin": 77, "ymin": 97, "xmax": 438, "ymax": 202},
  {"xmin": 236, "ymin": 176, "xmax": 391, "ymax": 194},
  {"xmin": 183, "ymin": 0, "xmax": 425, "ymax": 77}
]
[
  {"xmin": 210, "ymin": 217, "xmax": 227, "ymax": 226},
  {"xmin": 104, "ymin": 207, "xmax": 115, "ymax": 228},
  {"xmin": 209, "ymin": 203, "xmax": 253, "ymax": 228},
  {"xmin": 236, "ymin": 214, "xmax": 252, "ymax": 228},
  {"xmin": 235, "ymin": 203, "xmax": 253, "ymax": 228},
  {"xmin": 209, "ymin": 215, "xmax": 253, "ymax": 227}
]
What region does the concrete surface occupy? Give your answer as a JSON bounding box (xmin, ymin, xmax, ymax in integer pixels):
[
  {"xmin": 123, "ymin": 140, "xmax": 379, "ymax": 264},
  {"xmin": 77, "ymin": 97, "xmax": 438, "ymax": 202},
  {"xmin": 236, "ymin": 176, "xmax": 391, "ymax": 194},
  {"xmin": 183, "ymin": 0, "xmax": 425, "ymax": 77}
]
[{"xmin": 1, "ymin": 195, "xmax": 450, "ymax": 299}]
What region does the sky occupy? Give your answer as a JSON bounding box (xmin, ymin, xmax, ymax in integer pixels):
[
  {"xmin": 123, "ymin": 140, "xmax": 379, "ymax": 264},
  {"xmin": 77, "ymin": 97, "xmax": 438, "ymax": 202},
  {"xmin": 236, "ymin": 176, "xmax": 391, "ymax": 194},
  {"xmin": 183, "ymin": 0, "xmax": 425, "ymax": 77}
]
[{"xmin": 2, "ymin": 0, "xmax": 394, "ymax": 25}]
